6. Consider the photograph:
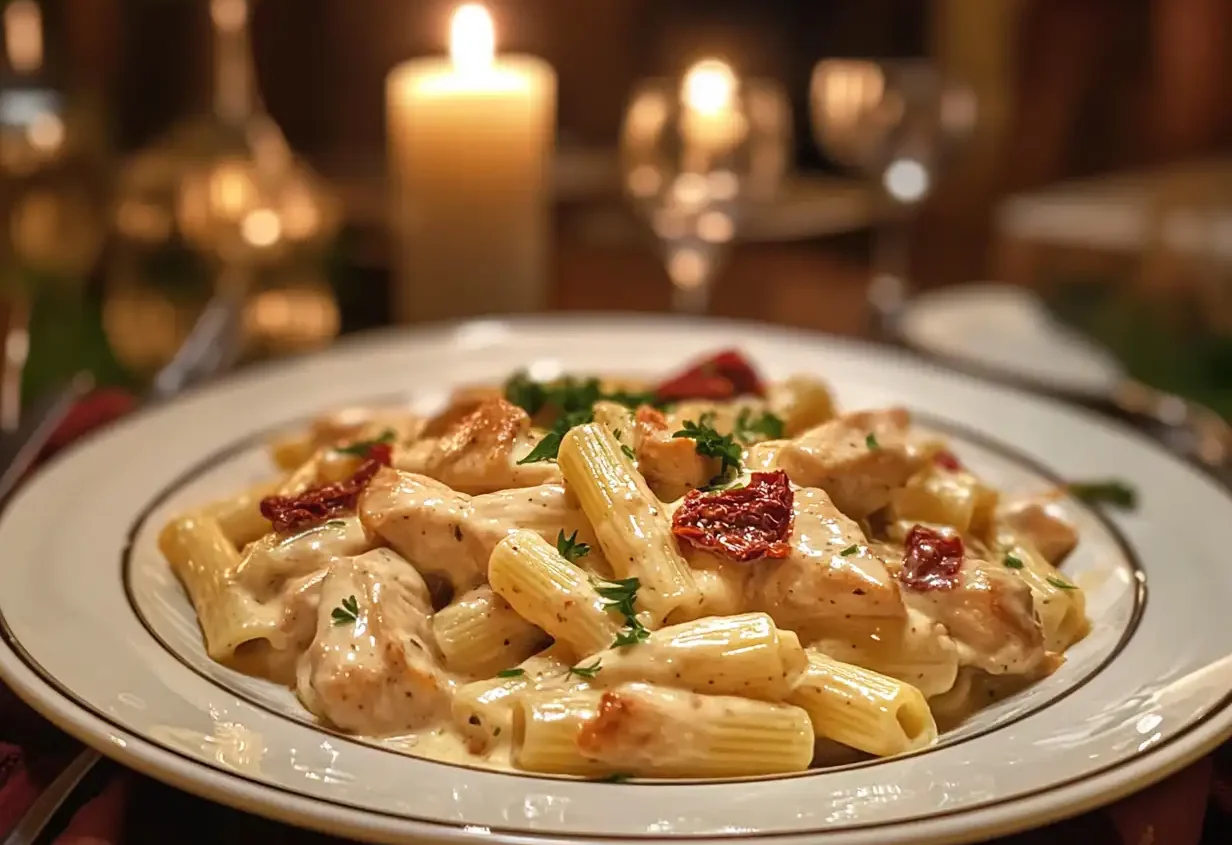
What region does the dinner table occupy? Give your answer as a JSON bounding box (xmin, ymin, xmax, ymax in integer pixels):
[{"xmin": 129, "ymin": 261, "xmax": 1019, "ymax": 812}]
[{"xmin": 1, "ymin": 188, "xmax": 1229, "ymax": 845}]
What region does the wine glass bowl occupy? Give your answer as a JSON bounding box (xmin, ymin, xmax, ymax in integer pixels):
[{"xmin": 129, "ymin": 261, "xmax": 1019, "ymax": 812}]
[
  {"xmin": 809, "ymin": 59, "xmax": 977, "ymax": 324},
  {"xmin": 621, "ymin": 60, "xmax": 791, "ymax": 314}
]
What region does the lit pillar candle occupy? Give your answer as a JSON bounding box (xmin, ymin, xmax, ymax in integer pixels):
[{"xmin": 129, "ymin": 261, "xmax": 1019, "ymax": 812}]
[{"xmin": 386, "ymin": 4, "xmax": 556, "ymax": 323}]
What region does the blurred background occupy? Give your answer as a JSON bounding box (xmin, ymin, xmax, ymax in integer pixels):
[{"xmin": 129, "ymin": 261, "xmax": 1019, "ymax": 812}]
[{"xmin": 4, "ymin": 0, "xmax": 1232, "ymax": 421}]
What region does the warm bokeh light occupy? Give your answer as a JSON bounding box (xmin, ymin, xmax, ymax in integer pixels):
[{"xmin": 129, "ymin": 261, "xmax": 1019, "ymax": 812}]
[
  {"xmin": 241, "ymin": 208, "xmax": 282, "ymax": 247},
  {"xmin": 3, "ymin": 0, "xmax": 43, "ymax": 74},
  {"xmin": 682, "ymin": 59, "xmax": 737, "ymax": 115},
  {"xmin": 450, "ymin": 4, "xmax": 495, "ymax": 75}
]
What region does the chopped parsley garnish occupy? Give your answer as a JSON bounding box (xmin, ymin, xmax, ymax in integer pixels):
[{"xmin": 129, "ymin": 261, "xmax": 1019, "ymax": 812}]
[
  {"xmin": 556, "ymin": 529, "xmax": 591, "ymax": 564},
  {"xmin": 1067, "ymin": 479, "xmax": 1137, "ymax": 510},
  {"xmin": 330, "ymin": 595, "xmax": 360, "ymax": 626},
  {"xmin": 518, "ymin": 409, "xmax": 593, "ymax": 464},
  {"xmin": 595, "ymin": 772, "xmax": 632, "ymax": 783},
  {"xmin": 566, "ymin": 659, "xmax": 603, "ymax": 680},
  {"xmin": 324, "ymin": 519, "xmax": 347, "ymax": 529},
  {"xmin": 595, "ymin": 577, "xmax": 640, "ymax": 618},
  {"xmin": 865, "ymin": 433, "xmax": 879, "ymax": 450},
  {"xmin": 1047, "ymin": 576, "xmax": 1077, "ymax": 590},
  {"xmin": 496, "ymin": 668, "xmax": 526, "ymax": 678},
  {"xmin": 596, "ymin": 576, "xmax": 650, "ymax": 648},
  {"xmin": 504, "ymin": 372, "xmax": 658, "ymax": 418},
  {"xmin": 1003, "ymin": 553, "xmax": 1024, "ymax": 570},
  {"xmin": 612, "ymin": 624, "xmax": 651, "ymax": 647},
  {"xmin": 734, "ymin": 408, "xmax": 784, "ymax": 444},
  {"xmin": 613, "ymin": 429, "xmax": 623, "ymax": 441},
  {"xmin": 673, "ymin": 416, "xmax": 742, "ymax": 481},
  {"xmin": 335, "ymin": 428, "xmax": 396, "ymax": 456},
  {"xmin": 504, "ymin": 371, "xmax": 549, "ymax": 416},
  {"xmin": 840, "ymin": 544, "xmax": 860, "ymax": 557},
  {"xmin": 621, "ymin": 444, "xmax": 636, "ymax": 461}
]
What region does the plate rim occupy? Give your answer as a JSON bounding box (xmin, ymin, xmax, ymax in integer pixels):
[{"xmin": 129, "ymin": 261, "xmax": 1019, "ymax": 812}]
[{"xmin": 2, "ymin": 313, "xmax": 1231, "ymax": 844}]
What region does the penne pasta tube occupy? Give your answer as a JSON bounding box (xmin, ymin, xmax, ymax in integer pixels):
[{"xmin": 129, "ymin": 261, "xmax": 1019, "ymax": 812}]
[
  {"xmin": 433, "ymin": 585, "xmax": 546, "ymax": 677},
  {"xmin": 890, "ymin": 466, "xmax": 998, "ymax": 538},
  {"xmin": 588, "ymin": 612, "xmax": 807, "ymax": 701},
  {"xmin": 513, "ymin": 683, "xmax": 815, "ymax": 778},
  {"xmin": 802, "ymin": 609, "xmax": 960, "ymax": 699},
  {"xmin": 558, "ymin": 423, "xmax": 699, "ymax": 621},
  {"xmin": 788, "ymin": 651, "xmax": 937, "ymax": 758},
  {"xmin": 160, "ymin": 514, "xmax": 280, "ymax": 660},
  {"xmin": 488, "ymin": 530, "xmax": 625, "ymax": 656},
  {"xmin": 452, "ymin": 645, "xmax": 571, "ymax": 754},
  {"xmin": 767, "ymin": 375, "xmax": 836, "ymax": 436},
  {"xmin": 998, "ymin": 532, "xmax": 1089, "ymax": 653},
  {"xmin": 203, "ymin": 480, "xmax": 279, "ymax": 548}
]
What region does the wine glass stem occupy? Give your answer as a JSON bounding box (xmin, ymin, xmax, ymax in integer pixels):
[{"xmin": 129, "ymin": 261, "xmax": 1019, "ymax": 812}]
[
  {"xmin": 210, "ymin": 0, "xmax": 258, "ymax": 125},
  {"xmin": 868, "ymin": 211, "xmax": 914, "ymax": 333},
  {"xmin": 671, "ymin": 279, "xmax": 712, "ymax": 315}
]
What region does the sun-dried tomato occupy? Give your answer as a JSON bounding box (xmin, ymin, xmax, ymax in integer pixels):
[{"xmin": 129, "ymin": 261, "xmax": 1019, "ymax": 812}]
[
  {"xmin": 899, "ymin": 524, "xmax": 964, "ymax": 591},
  {"xmin": 260, "ymin": 443, "xmax": 392, "ymax": 532},
  {"xmin": 654, "ymin": 349, "xmax": 766, "ymax": 402},
  {"xmin": 671, "ymin": 470, "xmax": 794, "ymax": 562},
  {"xmin": 933, "ymin": 449, "xmax": 962, "ymax": 471}
]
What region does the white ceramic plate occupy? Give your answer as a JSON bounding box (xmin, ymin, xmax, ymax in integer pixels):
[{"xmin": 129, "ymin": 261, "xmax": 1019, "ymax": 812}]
[{"xmin": 2, "ymin": 315, "xmax": 1231, "ymax": 845}]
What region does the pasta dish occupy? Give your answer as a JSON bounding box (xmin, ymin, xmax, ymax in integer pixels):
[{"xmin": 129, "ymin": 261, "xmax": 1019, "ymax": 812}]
[{"xmin": 160, "ymin": 349, "xmax": 1093, "ymax": 779}]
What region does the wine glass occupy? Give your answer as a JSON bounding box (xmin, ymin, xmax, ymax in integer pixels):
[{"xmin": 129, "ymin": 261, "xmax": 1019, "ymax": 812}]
[
  {"xmin": 621, "ymin": 59, "xmax": 791, "ymax": 314},
  {"xmin": 107, "ymin": 0, "xmax": 341, "ymax": 377},
  {"xmin": 810, "ymin": 59, "xmax": 976, "ymax": 329}
]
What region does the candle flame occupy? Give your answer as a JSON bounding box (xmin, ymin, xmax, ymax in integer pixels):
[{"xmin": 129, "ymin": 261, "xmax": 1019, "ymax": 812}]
[
  {"xmin": 682, "ymin": 59, "xmax": 737, "ymax": 115},
  {"xmin": 450, "ymin": 3, "xmax": 495, "ymax": 74}
]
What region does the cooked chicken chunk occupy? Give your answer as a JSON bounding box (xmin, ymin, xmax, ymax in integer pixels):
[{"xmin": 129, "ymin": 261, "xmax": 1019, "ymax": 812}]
[
  {"xmin": 297, "ymin": 549, "xmax": 449, "ymax": 734},
  {"xmin": 396, "ymin": 398, "xmax": 560, "ymax": 494},
  {"xmin": 885, "ymin": 546, "xmax": 1046, "ymax": 676},
  {"xmin": 269, "ymin": 405, "xmax": 423, "ymax": 470},
  {"xmin": 359, "ymin": 468, "xmax": 605, "ymax": 592},
  {"xmin": 999, "ymin": 498, "xmax": 1078, "ymax": 565},
  {"xmin": 630, "ymin": 404, "xmax": 717, "ymax": 501},
  {"xmin": 773, "ymin": 408, "xmax": 926, "ymax": 518},
  {"xmin": 747, "ymin": 486, "xmax": 906, "ymax": 629},
  {"xmin": 234, "ymin": 515, "xmax": 377, "ymax": 601}
]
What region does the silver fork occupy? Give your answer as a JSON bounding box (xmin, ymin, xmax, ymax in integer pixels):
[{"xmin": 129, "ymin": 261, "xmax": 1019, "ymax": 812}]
[{"xmin": 1, "ymin": 286, "xmax": 246, "ymax": 845}]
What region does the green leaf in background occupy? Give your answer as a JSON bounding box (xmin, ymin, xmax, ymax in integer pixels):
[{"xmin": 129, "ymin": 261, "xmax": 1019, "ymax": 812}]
[{"xmin": 20, "ymin": 270, "xmax": 135, "ymax": 406}]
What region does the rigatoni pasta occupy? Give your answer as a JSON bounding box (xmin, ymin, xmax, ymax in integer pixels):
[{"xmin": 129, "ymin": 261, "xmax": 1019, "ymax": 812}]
[
  {"xmin": 433, "ymin": 585, "xmax": 546, "ymax": 676},
  {"xmin": 557, "ymin": 423, "xmax": 699, "ymax": 621},
  {"xmin": 161, "ymin": 347, "xmax": 1095, "ymax": 779},
  {"xmin": 788, "ymin": 651, "xmax": 937, "ymax": 757},
  {"xmin": 488, "ymin": 529, "xmax": 625, "ymax": 655}
]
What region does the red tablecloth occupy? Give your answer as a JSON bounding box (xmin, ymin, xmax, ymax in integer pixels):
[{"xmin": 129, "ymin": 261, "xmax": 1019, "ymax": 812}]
[{"xmin": 1, "ymin": 392, "xmax": 1228, "ymax": 845}]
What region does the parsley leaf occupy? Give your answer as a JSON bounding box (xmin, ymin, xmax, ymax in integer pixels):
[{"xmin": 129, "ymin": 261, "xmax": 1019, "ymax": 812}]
[
  {"xmin": 335, "ymin": 429, "xmax": 396, "ymax": 456},
  {"xmin": 596, "ymin": 577, "xmax": 650, "ymax": 648},
  {"xmin": 1003, "ymin": 553, "xmax": 1024, "ymax": 570},
  {"xmin": 324, "ymin": 519, "xmax": 347, "ymax": 529},
  {"xmin": 1067, "ymin": 479, "xmax": 1137, "ymax": 510},
  {"xmin": 673, "ymin": 418, "xmax": 742, "ymax": 477},
  {"xmin": 556, "ymin": 530, "xmax": 591, "ymax": 563},
  {"xmin": 566, "ymin": 659, "xmax": 603, "ymax": 680},
  {"xmin": 331, "ymin": 595, "xmax": 360, "ymax": 626},
  {"xmin": 612, "ymin": 622, "xmax": 651, "ymax": 647},
  {"xmin": 518, "ymin": 409, "xmax": 593, "ymax": 464},
  {"xmin": 1047, "ymin": 576, "xmax": 1077, "ymax": 590},
  {"xmin": 595, "ymin": 577, "xmax": 641, "ymax": 619},
  {"xmin": 734, "ymin": 408, "xmax": 785, "ymax": 444},
  {"xmin": 865, "ymin": 433, "xmax": 879, "ymax": 450},
  {"xmin": 504, "ymin": 371, "xmax": 548, "ymax": 416},
  {"xmin": 620, "ymin": 443, "xmax": 636, "ymax": 461},
  {"xmin": 496, "ymin": 668, "xmax": 526, "ymax": 678},
  {"xmin": 839, "ymin": 544, "xmax": 860, "ymax": 557}
]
